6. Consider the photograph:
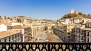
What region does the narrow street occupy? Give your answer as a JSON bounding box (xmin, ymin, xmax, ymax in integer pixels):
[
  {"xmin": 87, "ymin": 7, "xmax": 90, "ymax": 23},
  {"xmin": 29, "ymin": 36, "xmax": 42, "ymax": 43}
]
[
  {"xmin": 35, "ymin": 31, "xmax": 48, "ymax": 42},
  {"xmin": 35, "ymin": 29, "xmax": 63, "ymax": 42}
]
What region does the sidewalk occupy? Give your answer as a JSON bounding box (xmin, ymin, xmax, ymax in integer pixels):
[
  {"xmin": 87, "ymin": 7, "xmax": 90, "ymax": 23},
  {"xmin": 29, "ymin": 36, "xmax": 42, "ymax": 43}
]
[{"xmin": 47, "ymin": 33, "xmax": 63, "ymax": 42}]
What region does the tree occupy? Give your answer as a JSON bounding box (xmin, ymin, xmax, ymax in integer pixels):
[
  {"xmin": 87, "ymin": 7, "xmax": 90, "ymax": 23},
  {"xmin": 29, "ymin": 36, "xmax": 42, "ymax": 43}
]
[
  {"xmin": 4, "ymin": 16, "xmax": 7, "ymax": 19},
  {"xmin": 17, "ymin": 18, "xmax": 22, "ymax": 22},
  {"xmin": 83, "ymin": 14, "xmax": 86, "ymax": 17},
  {"xmin": 67, "ymin": 14, "xmax": 71, "ymax": 18},
  {"xmin": 0, "ymin": 16, "xmax": 2, "ymax": 19},
  {"xmin": 88, "ymin": 14, "xmax": 90, "ymax": 16},
  {"xmin": 45, "ymin": 26, "xmax": 48, "ymax": 31},
  {"xmin": 78, "ymin": 12, "xmax": 83, "ymax": 15},
  {"xmin": 7, "ymin": 17, "xmax": 10, "ymax": 19},
  {"xmin": 10, "ymin": 18, "xmax": 12, "ymax": 21}
]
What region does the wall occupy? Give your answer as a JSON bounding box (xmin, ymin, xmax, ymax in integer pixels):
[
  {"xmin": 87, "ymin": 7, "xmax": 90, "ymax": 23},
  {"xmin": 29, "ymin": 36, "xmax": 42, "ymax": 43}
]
[
  {"xmin": 11, "ymin": 23, "xmax": 23, "ymax": 26},
  {"xmin": 1, "ymin": 39, "xmax": 5, "ymax": 42},
  {"xmin": 0, "ymin": 33, "xmax": 23, "ymax": 42},
  {"xmin": 0, "ymin": 24, "xmax": 7, "ymax": 32}
]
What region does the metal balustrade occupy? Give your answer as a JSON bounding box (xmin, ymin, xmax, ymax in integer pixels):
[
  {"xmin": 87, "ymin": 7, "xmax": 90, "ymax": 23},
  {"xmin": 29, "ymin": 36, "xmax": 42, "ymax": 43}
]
[{"xmin": 0, "ymin": 42, "xmax": 91, "ymax": 51}]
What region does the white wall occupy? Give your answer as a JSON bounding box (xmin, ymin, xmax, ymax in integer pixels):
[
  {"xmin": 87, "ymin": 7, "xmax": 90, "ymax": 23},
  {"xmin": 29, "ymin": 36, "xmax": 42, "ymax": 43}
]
[
  {"xmin": 11, "ymin": 23, "xmax": 23, "ymax": 26},
  {"xmin": 64, "ymin": 19, "xmax": 69, "ymax": 24},
  {"xmin": 0, "ymin": 24, "xmax": 7, "ymax": 32},
  {"xmin": 74, "ymin": 19, "xmax": 80, "ymax": 23}
]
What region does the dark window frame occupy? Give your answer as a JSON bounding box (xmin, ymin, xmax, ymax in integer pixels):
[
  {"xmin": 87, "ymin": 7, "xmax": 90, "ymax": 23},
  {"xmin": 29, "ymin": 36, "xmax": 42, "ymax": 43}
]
[{"xmin": 68, "ymin": 36, "xmax": 70, "ymax": 38}]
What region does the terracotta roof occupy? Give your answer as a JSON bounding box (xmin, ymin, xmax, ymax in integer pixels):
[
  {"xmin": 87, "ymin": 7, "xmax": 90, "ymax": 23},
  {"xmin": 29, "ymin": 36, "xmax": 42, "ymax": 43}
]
[
  {"xmin": 22, "ymin": 26, "xmax": 28, "ymax": 28},
  {"xmin": 12, "ymin": 25, "xmax": 27, "ymax": 29},
  {"xmin": 81, "ymin": 28, "xmax": 91, "ymax": 31},
  {"xmin": 0, "ymin": 29, "xmax": 21, "ymax": 39}
]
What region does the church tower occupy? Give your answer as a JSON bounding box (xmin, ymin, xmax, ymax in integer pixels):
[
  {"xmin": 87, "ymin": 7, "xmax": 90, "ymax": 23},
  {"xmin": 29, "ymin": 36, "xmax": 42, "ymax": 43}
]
[{"xmin": 71, "ymin": 8, "xmax": 74, "ymax": 13}]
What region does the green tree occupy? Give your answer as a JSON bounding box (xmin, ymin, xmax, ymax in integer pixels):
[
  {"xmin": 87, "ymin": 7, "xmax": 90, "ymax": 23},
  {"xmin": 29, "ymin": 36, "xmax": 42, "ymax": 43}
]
[
  {"xmin": 17, "ymin": 18, "xmax": 22, "ymax": 22},
  {"xmin": 0, "ymin": 16, "xmax": 2, "ymax": 19},
  {"xmin": 78, "ymin": 12, "xmax": 83, "ymax": 15},
  {"xmin": 4, "ymin": 16, "xmax": 7, "ymax": 19},
  {"xmin": 10, "ymin": 18, "xmax": 12, "ymax": 21},
  {"xmin": 73, "ymin": 13, "xmax": 77, "ymax": 17},
  {"xmin": 7, "ymin": 17, "xmax": 10, "ymax": 19}
]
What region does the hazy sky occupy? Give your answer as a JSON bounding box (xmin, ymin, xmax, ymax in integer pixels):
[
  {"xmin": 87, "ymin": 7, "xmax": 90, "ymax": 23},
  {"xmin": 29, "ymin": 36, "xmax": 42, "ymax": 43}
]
[{"xmin": 0, "ymin": 0, "xmax": 91, "ymax": 20}]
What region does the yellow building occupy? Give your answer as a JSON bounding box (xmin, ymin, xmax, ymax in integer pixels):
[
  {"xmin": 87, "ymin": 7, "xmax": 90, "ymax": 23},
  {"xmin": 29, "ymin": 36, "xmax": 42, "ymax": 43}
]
[
  {"xmin": 66, "ymin": 24, "xmax": 81, "ymax": 41},
  {"xmin": 53, "ymin": 24, "xmax": 80, "ymax": 42}
]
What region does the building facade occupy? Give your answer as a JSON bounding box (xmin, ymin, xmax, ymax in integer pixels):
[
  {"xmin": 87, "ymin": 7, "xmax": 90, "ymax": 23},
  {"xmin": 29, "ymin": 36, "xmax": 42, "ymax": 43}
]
[
  {"xmin": 72, "ymin": 20, "xmax": 91, "ymax": 43},
  {"xmin": 72, "ymin": 25, "xmax": 85, "ymax": 42},
  {"xmin": 0, "ymin": 30, "xmax": 23, "ymax": 42},
  {"xmin": 53, "ymin": 24, "xmax": 80, "ymax": 42},
  {"xmin": 12, "ymin": 25, "xmax": 31, "ymax": 42}
]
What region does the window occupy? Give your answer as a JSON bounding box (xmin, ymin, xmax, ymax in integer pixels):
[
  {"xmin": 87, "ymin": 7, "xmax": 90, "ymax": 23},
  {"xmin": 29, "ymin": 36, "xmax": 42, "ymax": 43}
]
[
  {"xmin": 87, "ymin": 32, "xmax": 89, "ymax": 36},
  {"xmin": 68, "ymin": 36, "xmax": 70, "ymax": 38},
  {"xmin": 89, "ymin": 23, "xmax": 91, "ymax": 27},
  {"xmin": 18, "ymin": 34, "xmax": 19, "ymax": 38},
  {"xmin": 9, "ymin": 37, "xmax": 10, "ymax": 42},
  {"xmin": 82, "ymin": 32, "xmax": 84, "ymax": 35},
  {"xmin": 12, "ymin": 36, "xmax": 14, "ymax": 40},
  {"xmin": 68, "ymin": 33, "xmax": 70, "ymax": 35},
  {"xmin": 86, "ymin": 24, "xmax": 88, "ymax": 27},
  {"xmin": 87, "ymin": 23, "xmax": 89, "ymax": 27},
  {"xmin": 5, "ymin": 38, "xmax": 6, "ymax": 42},
  {"xmin": 81, "ymin": 36, "xmax": 84, "ymax": 40},
  {"xmin": 79, "ymin": 29, "xmax": 80, "ymax": 32},
  {"xmin": 15, "ymin": 35, "xmax": 17, "ymax": 38},
  {"xmin": 87, "ymin": 38, "xmax": 89, "ymax": 42},
  {"xmin": 20, "ymin": 30, "xmax": 22, "ymax": 31},
  {"xmin": 64, "ymin": 30, "xmax": 66, "ymax": 31}
]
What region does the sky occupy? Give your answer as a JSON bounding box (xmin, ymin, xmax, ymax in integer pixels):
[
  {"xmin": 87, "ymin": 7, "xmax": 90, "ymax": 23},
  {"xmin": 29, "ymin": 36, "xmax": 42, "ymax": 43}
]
[{"xmin": 0, "ymin": 0, "xmax": 91, "ymax": 20}]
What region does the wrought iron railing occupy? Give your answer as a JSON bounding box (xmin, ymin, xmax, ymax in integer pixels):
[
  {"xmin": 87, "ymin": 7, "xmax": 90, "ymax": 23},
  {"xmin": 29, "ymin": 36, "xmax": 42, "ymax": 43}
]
[{"xmin": 0, "ymin": 42, "xmax": 91, "ymax": 51}]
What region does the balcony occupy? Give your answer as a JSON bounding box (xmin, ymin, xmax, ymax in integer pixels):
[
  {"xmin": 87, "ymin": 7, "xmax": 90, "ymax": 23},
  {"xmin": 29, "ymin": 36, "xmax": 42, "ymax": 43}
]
[{"xmin": 0, "ymin": 42, "xmax": 91, "ymax": 51}]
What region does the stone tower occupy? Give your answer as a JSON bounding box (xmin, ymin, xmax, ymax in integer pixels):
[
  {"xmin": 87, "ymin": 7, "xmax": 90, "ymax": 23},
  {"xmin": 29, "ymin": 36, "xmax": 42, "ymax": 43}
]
[{"xmin": 71, "ymin": 8, "xmax": 74, "ymax": 13}]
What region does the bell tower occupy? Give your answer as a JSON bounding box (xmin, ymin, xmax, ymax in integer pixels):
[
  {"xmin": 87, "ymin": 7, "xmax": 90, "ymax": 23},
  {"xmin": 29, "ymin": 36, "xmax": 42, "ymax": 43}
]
[{"xmin": 71, "ymin": 8, "xmax": 74, "ymax": 13}]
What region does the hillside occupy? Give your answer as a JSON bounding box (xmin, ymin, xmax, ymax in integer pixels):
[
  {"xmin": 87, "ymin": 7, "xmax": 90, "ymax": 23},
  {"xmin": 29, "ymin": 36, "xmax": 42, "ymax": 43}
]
[{"xmin": 60, "ymin": 12, "xmax": 91, "ymax": 20}]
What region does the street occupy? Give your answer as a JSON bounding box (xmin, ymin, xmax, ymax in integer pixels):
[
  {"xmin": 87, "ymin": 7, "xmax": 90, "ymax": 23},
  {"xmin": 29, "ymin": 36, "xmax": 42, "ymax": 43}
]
[{"xmin": 35, "ymin": 31, "xmax": 48, "ymax": 42}]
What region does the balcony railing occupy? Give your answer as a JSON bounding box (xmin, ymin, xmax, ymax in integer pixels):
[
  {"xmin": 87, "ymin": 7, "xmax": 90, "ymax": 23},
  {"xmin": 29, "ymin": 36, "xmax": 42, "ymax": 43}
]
[{"xmin": 0, "ymin": 42, "xmax": 91, "ymax": 51}]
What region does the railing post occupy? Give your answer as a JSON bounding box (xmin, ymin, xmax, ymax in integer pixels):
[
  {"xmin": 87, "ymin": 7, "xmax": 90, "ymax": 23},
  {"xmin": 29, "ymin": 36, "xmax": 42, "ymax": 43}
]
[{"xmin": 48, "ymin": 42, "xmax": 50, "ymax": 51}]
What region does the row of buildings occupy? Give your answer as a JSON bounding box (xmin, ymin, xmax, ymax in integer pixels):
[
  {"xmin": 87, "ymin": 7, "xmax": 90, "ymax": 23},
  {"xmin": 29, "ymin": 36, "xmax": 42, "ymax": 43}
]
[
  {"xmin": 52, "ymin": 9, "xmax": 91, "ymax": 43},
  {"xmin": 72, "ymin": 20, "xmax": 91, "ymax": 43},
  {"xmin": 0, "ymin": 21, "xmax": 31, "ymax": 42},
  {"xmin": 53, "ymin": 23, "xmax": 81, "ymax": 42},
  {"xmin": 0, "ymin": 16, "xmax": 55, "ymax": 42}
]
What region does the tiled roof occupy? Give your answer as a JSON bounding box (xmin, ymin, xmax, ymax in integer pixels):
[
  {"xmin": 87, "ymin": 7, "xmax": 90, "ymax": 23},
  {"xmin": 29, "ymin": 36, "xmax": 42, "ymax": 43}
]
[
  {"xmin": 0, "ymin": 29, "xmax": 21, "ymax": 39},
  {"xmin": 12, "ymin": 25, "xmax": 27, "ymax": 29},
  {"xmin": 3, "ymin": 23, "xmax": 12, "ymax": 26},
  {"xmin": 81, "ymin": 28, "xmax": 91, "ymax": 31}
]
